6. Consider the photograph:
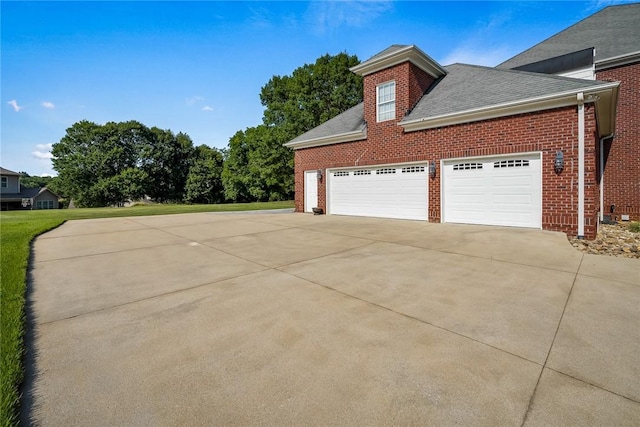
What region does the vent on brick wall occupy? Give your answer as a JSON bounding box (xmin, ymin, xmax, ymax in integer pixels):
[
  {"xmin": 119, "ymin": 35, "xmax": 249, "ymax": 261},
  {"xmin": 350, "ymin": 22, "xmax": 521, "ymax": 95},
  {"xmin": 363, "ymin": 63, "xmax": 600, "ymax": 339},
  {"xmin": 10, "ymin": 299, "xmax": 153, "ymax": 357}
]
[
  {"xmin": 453, "ymin": 163, "xmax": 483, "ymax": 170},
  {"xmin": 494, "ymin": 159, "xmax": 530, "ymax": 168},
  {"xmin": 353, "ymin": 170, "xmax": 371, "ymax": 176},
  {"xmin": 333, "ymin": 171, "xmax": 349, "ymax": 177}
]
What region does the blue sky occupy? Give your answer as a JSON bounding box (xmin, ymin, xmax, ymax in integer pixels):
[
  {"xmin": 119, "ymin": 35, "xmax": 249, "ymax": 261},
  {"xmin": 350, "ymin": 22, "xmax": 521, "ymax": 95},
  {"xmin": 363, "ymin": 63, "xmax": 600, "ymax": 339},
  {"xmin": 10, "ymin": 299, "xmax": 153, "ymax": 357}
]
[{"xmin": 1, "ymin": 0, "xmax": 633, "ymax": 176}]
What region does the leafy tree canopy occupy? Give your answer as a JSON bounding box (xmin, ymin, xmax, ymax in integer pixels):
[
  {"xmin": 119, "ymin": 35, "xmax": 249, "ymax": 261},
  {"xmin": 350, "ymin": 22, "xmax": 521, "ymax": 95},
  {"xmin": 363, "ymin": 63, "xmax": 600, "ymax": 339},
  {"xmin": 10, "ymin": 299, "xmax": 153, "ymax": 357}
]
[
  {"xmin": 224, "ymin": 52, "xmax": 362, "ymax": 202},
  {"xmin": 52, "ymin": 120, "xmax": 196, "ymax": 207}
]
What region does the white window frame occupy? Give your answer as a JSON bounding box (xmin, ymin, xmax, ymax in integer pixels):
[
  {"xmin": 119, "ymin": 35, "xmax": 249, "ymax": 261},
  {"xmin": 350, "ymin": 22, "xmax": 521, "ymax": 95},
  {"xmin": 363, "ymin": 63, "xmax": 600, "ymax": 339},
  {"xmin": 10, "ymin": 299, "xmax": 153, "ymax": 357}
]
[
  {"xmin": 376, "ymin": 81, "xmax": 395, "ymax": 122},
  {"xmin": 1, "ymin": 177, "xmax": 7, "ymax": 188}
]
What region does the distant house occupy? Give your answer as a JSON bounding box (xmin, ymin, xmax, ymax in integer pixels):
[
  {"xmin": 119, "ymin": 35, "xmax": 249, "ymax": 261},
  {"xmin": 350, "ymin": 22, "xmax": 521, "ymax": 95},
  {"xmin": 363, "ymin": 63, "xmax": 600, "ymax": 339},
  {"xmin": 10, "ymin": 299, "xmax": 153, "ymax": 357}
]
[
  {"xmin": 285, "ymin": 3, "xmax": 638, "ymax": 240},
  {"xmin": 0, "ymin": 167, "xmax": 60, "ymax": 211}
]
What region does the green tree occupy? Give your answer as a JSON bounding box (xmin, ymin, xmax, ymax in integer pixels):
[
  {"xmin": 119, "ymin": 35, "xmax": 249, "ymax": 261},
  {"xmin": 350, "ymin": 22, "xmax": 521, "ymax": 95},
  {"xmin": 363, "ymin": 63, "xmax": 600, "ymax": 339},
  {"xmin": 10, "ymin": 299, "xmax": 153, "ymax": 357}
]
[
  {"xmin": 184, "ymin": 145, "xmax": 224, "ymax": 204},
  {"xmin": 223, "ymin": 52, "xmax": 362, "ymax": 202},
  {"xmin": 222, "ymin": 130, "xmax": 252, "ymax": 202},
  {"xmin": 52, "ymin": 120, "xmax": 193, "ymax": 207},
  {"xmin": 260, "ymin": 52, "xmax": 362, "ymax": 137},
  {"xmin": 139, "ymin": 128, "xmax": 194, "ymax": 202}
]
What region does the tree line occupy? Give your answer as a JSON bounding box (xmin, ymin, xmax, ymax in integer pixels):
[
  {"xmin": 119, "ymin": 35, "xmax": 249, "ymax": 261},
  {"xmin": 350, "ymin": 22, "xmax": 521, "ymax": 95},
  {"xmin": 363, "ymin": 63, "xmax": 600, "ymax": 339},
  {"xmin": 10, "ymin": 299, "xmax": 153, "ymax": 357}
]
[{"xmin": 49, "ymin": 53, "xmax": 363, "ymax": 207}]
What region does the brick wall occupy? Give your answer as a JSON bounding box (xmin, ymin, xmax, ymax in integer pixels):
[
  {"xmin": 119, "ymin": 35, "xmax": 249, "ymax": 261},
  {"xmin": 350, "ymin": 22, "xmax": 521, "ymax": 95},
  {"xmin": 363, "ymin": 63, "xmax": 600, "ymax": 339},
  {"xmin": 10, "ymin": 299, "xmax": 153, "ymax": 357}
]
[
  {"xmin": 597, "ymin": 62, "xmax": 640, "ymax": 221},
  {"xmin": 294, "ymin": 104, "xmax": 600, "ymax": 238},
  {"xmin": 293, "ymin": 63, "xmax": 602, "ymax": 239}
]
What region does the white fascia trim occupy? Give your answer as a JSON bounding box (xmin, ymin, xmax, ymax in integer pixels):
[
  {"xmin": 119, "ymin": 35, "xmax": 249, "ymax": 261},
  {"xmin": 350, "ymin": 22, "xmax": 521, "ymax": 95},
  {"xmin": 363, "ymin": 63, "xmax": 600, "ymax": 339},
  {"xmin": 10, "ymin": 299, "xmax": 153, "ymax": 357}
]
[
  {"xmin": 399, "ymin": 82, "xmax": 620, "ymax": 132},
  {"xmin": 350, "ymin": 45, "xmax": 447, "ymax": 78},
  {"xmin": 284, "ymin": 128, "xmax": 367, "ymax": 150},
  {"xmin": 596, "ymin": 51, "xmax": 640, "ymax": 70}
]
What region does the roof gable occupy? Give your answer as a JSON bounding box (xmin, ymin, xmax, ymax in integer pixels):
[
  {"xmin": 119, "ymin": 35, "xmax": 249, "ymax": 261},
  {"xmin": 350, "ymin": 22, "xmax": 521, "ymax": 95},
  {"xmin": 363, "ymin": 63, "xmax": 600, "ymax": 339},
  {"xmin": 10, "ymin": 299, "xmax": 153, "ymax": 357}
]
[
  {"xmin": 350, "ymin": 44, "xmax": 447, "ymax": 78},
  {"xmin": 498, "ymin": 3, "xmax": 640, "ymax": 70}
]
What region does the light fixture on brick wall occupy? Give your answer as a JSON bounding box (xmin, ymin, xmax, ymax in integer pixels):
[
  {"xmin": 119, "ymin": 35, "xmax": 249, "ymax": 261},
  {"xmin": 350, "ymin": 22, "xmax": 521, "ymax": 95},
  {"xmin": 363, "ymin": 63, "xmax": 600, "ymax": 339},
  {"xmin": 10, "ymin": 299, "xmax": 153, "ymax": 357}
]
[
  {"xmin": 316, "ymin": 169, "xmax": 323, "ymax": 180},
  {"xmin": 429, "ymin": 161, "xmax": 437, "ymax": 178},
  {"xmin": 554, "ymin": 150, "xmax": 564, "ymax": 174}
]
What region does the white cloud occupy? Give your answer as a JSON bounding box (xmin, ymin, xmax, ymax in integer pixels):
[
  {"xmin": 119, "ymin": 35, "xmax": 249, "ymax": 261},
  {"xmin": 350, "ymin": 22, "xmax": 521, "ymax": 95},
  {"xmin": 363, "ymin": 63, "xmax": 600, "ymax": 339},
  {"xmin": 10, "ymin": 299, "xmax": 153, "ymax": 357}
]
[
  {"xmin": 306, "ymin": 1, "xmax": 393, "ymax": 34},
  {"xmin": 32, "ymin": 151, "xmax": 54, "ymax": 160},
  {"xmin": 185, "ymin": 95, "xmax": 204, "ymax": 106},
  {"xmin": 202, "ymin": 106, "xmax": 214, "ymax": 112},
  {"xmin": 7, "ymin": 99, "xmax": 23, "ymax": 112},
  {"xmin": 42, "ymin": 101, "xmax": 55, "ymax": 109},
  {"xmin": 32, "ymin": 143, "xmax": 54, "ymax": 160}
]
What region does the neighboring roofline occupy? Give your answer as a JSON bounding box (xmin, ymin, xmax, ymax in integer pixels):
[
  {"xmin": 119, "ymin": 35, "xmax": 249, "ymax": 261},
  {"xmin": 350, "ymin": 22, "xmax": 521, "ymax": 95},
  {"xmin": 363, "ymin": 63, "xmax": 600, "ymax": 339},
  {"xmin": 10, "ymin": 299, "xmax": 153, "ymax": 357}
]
[
  {"xmin": 284, "ymin": 128, "xmax": 367, "ymax": 150},
  {"xmin": 596, "ymin": 50, "xmax": 640, "ymax": 70},
  {"xmin": 350, "ymin": 45, "xmax": 447, "ymax": 78},
  {"xmin": 399, "ymin": 82, "xmax": 620, "ymax": 137},
  {"xmin": 0, "ymin": 167, "xmax": 21, "ymax": 176}
]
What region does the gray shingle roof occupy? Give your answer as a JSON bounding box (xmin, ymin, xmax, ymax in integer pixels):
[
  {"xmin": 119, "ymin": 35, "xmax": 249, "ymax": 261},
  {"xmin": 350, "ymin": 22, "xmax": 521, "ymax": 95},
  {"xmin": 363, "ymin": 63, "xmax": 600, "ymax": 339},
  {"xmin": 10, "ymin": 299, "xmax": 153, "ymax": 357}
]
[
  {"xmin": 286, "ymin": 103, "xmax": 365, "ymax": 145},
  {"xmin": 0, "ymin": 167, "xmax": 21, "ymax": 176},
  {"xmin": 361, "ymin": 45, "xmax": 411, "ymax": 64},
  {"xmin": 404, "ymin": 63, "xmax": 608, "ymax": 121},
  {"xmin": 498, "ymin": 3, "xmax": 640, "ymax": 69}
]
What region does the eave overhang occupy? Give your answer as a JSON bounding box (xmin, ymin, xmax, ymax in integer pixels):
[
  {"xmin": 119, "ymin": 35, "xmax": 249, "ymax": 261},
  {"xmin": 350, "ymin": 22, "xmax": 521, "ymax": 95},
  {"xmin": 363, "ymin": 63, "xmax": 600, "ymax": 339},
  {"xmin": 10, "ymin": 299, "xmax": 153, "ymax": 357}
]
[
  {"xmin": 596, "ymin": 50, "xmax": 640, "ymax": 71},
  {"xmin": 350, "ymin": 45, "xmax": 447, "ymax": 78},
  {"xmin": 284, "ymin": 127, "xmax": 367, "ymax": 150},
  {"xmin": 399, "ymin": 81, "xmax": 620, "ymax": 138}
]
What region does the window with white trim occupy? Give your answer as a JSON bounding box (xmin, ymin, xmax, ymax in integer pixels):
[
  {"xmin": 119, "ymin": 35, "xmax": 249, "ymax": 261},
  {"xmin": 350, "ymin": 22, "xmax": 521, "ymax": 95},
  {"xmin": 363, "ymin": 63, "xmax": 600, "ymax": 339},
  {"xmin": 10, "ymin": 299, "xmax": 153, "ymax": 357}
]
[
  {"xmin": 353, "ymin": 170, "xmax": 371, "ymax": 176},
  {"xmin": 402, "ymin": 166, "xmax": 425, "ymax": 173},
  {"xmin": 1, "ymin": 177, "xmax": 7, "ymax": 188},
  {"xmin": 333, "ymin": 171, "xmax": 349, "ymax": 177},
  {"xmin": 493, "ymin": 159, "xmax": 530, "ymax": 168},
  {"xmin": 377, "ymin": 81, "xmax": 395, "ymax": 122},
  {"xmin": 453, "ymin": 163, "xmax": 483, "ymax": 170},
  {"xmin": 376, "ymin": 168, "xmax": 396, "ymax": 175}
]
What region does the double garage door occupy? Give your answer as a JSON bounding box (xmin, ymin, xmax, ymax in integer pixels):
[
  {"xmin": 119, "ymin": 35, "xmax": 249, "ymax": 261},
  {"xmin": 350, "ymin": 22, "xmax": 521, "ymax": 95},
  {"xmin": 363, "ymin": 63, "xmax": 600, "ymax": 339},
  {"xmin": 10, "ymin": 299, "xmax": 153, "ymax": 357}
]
[
  {"xmin": 321, "ymin": 154, "xmax": 541, "ymax": 228},
  {"xmin": 328, "ymin": 164, "xmax": 428, "ymax": 220}
]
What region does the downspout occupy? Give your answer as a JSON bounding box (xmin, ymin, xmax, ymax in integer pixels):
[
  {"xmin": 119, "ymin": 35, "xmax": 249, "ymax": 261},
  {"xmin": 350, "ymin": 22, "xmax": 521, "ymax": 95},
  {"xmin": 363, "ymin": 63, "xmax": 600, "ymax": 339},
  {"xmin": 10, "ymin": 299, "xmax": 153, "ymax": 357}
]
[
  {"xmin": 599, "ymin": 133, "xmax": 615, "ymax": 222},
  {"xmin": 577, "ymin": 93, "xmax": 585, "ymax": 239}
]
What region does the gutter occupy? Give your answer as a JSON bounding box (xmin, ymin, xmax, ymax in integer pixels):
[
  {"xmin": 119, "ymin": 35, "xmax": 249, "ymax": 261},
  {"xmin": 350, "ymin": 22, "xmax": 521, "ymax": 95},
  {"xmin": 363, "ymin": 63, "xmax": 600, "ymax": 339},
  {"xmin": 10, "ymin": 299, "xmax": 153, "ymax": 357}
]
[
  {"xmin": 577, "ymin": 93, "xmax": 585, "ymax": 239},
  {"xmin": 284, "ymin": 127, "xmax": 367, "ymax": 150}
]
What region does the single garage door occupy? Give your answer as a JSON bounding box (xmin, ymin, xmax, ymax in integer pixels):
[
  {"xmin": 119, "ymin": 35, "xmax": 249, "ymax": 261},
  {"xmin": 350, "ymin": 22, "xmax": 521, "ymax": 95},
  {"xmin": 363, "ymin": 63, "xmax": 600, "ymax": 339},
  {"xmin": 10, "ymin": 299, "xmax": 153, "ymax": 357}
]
[
  {"xmin": 443, "ymin": 153, "xmax": 541, "ymax": 228},
  {"xmin": 328, "ymin": 164, "xmax": 428, "ymax": 220}
]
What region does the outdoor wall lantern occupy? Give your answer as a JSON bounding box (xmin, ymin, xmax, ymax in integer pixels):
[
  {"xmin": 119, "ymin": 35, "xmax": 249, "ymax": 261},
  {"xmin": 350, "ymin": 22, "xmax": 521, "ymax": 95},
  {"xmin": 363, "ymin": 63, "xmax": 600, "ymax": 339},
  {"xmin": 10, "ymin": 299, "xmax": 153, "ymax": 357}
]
[
  {"xmin": 429, "ymin": 161, "xmax": 437, "ymax": 179},
  {"xmin": 317, "ymin": 169, "xmax": 323, "ymax": 180},
  {"xmin": 554, "ymin": 150, "xmax": 564, "ymax": 174}
]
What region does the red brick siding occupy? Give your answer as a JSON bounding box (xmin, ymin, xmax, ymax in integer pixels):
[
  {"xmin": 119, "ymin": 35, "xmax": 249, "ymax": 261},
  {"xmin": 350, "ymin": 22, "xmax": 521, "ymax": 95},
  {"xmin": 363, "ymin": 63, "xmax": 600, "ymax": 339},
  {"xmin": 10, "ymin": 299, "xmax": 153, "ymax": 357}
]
[
  {"xmin": 597, "ymin": 62, "xmax": 640, "ymax": 221},
  {"xmin": 294, "ymin": 105, "xmax": 600, "ymax": 238},
  {"xmin": 293, "ymin": 63, "xmax": 601, "ymax": 239}
]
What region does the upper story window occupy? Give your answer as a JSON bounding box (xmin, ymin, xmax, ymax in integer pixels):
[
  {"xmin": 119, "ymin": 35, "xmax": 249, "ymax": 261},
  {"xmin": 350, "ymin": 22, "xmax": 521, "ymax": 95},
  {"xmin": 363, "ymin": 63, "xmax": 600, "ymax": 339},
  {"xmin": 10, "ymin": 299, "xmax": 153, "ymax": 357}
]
[
  {"xmin": 1, "ymin": 177, "xmax": 7, "ymax": 188},
  {"xmin": 377, "ymin": 81, "xmax": 395, "ymax": 122}
]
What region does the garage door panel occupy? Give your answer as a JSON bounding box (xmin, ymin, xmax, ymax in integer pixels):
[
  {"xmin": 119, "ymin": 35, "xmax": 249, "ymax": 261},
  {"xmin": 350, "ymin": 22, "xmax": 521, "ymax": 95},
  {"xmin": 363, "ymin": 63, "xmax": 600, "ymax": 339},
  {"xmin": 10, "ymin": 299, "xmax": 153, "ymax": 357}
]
[
  {"xmin": 444, "ymin": 154, "xmax": 541, "ymax": 228},
  {"xmin": 329, "ymin": 165, "xmax": 428, "ymax": 221}
]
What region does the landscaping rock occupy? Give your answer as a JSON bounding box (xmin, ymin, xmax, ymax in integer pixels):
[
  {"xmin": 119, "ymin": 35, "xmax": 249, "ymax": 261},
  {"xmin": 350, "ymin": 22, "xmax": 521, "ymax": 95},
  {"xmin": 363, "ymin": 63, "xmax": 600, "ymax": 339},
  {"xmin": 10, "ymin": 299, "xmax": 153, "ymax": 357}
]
[{"xmin": 569, "ymin": 223, "xmax": 640, "ymax": 259}]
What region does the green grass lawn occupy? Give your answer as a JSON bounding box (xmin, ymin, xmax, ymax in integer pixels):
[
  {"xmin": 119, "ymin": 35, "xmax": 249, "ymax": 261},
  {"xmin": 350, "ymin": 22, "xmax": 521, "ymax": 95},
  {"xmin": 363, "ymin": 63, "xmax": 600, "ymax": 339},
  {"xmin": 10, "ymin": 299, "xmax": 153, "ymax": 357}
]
[{"xmin": 0, "ymin": 201, "xmax": 293, "ymax": 426}]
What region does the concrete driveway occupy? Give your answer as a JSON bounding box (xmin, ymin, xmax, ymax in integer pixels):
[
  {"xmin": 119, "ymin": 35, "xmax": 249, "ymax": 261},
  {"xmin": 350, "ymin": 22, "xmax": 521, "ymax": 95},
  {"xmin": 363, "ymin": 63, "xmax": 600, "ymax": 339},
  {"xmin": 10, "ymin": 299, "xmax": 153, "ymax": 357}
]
[{"xmin": 23, "ymin": 211, "xmax": 639, "ymax": 425}]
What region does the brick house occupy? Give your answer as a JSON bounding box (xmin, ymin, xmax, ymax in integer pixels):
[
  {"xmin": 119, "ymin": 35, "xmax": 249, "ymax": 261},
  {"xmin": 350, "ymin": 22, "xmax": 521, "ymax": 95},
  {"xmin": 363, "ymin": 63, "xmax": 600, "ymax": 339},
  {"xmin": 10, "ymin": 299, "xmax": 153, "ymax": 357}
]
[
  {"xmin": 497, "ymin": 3, "xmax": 640, "ymax": 225},
  {"xmin": 285, "ymin": 4, "xmax": 638, "ymax": 239}
]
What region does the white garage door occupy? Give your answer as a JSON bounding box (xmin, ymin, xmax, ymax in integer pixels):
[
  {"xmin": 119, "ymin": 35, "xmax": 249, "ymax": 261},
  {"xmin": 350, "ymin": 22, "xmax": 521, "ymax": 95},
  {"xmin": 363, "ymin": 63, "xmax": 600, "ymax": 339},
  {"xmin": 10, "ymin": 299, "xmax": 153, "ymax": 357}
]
[
  {"xmin": 443, "ymin": 153, "xmax": 541, "ymax": 228},
  {"xmin": 328, "ymin": 164, "xmax": 428, "ymax": 220}
]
